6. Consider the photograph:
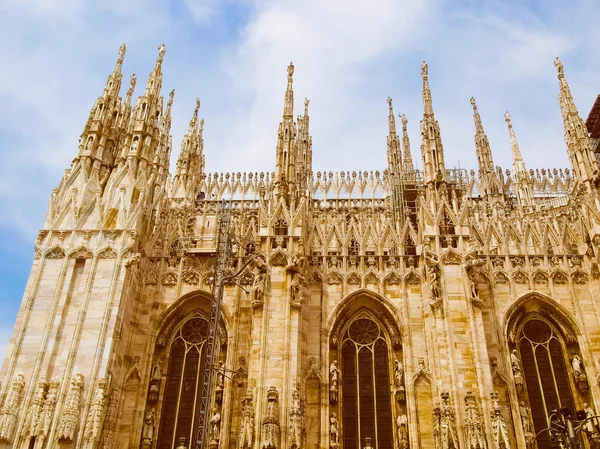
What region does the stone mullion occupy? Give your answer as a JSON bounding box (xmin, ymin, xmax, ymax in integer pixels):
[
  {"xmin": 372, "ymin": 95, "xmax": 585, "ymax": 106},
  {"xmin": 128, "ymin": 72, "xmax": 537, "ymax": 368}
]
[
  {"xmin": 46, "ymin": 254, "xmax": 101, "ymax": 447},
  {"xmin": 12, "ymin": 255, "xmax": 74, "ymax": 449},
  {"xmin": 74, "ymin": 255, "xmax": 125, "ymax": 449}
]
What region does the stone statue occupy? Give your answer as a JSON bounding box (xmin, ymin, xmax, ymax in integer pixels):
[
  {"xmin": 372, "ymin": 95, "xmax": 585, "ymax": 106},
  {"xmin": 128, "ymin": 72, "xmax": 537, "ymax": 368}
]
[
  {"xmin": 468, "ymin": 273, "xmax": 479, "ymax": 299},
  {"xmin": 519, "ymin": 401, "xmax": 531, "ymax": 434},
  {"xmin": 394, "ymin": 360, "xmax": 404, "ymax": 387},
  {"xmin": 176, "ymin": 437, "xmax": 188, "ymax": 449},
  {"xmin": 330, "ymin": 360, "xmax": 341, "ymax": 402},
  {"xmin": 583, "ymin": 403, "xmax": 599, "ymax": 435},
  {"xmin": 290, "ymin": 271, "xmax": 305, "ymax": 304},
  {"xmin": 151, "ymin": 361, "xmax": 162, "ymax": 381},
  {"xmin": 85, "ymin": 137, "xmax": 94, "ymax": 152},
  {"xmin": 330, "ymin": 413, "xmax": 339, "ymax": 446},
  {"xmin": 238, "ymin": 392, "xmax": 254, "ymax": 449},
  {"xmin": 511, "ymin": 350, "xmax": 521, "ymax": 375},
  {"xmin": 252, "ymin": 266, "xmax": 268, "ymax": 306},
  {"xmin": 572, "ymin": 354, "xmax": 584, "ymax": 377},
  {"xmin": 142, "ymin": 409, "xmax": 155, "ymax": 442},
  {"xmin": 421, "ymin": 61, "xmax": 428, "ymax": 77},
  {"xmin": 211, "ymin": 407, "xmax": 221, "ymax": 441},
  {"xmin": 216, "ymin": 361, "xmax": 225, "ymax": 389},
  {"xmin": 396, "ymin": 413, "xmax": 408, "ymax": 449},
  {"xmin": 288, "ymin": 390, "xmax": 304, "ymax": 448},
  {"xmin": 427, "ymin": 265, "xmax": 441, "ymax": 299}
]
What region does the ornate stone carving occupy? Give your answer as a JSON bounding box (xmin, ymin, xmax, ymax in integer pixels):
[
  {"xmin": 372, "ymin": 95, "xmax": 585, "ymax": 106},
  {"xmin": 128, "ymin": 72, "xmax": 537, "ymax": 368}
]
[
  {"xmin": 552, "ymin": 270, "xmax": 569, "ymax": 285},
  {"xmin": 261, "ymin": 386, "xmax": 280, "ymax": 449},
  {"xmin": 270, "ymin": 251, "xmax": 288, "ymax": 267},
  {"xmin": 45, "ymin": 246, "xmax": 65, "ymax": 259},
  {"xmin": 464, "ymin": 391, "xmax": 486, "ymax": 449},
  {"xmin": 532, "ymin": 270, "xmax": 548, "ymax": 285},
  {"xmin": 210, "ymin": 407, "xmax": 221, "ymax": 442},
  {"xmin": 571, "ymin": 353, "xmax": 589, "ymax": 393},
  {"xmin": 513, "ymin": 270, "xmax": 528, "ymax": 284},
  {"xmin": 347, "ymin": 272, "xmax": 361, "ymax": 286},
  {"xmin": 252, "ymin": 261, "xmax": 269, "ymax": 308},
  {"xmin": 70, "ymin": 246, "xmax": 93, "ymax": 259},
  {"xmin": 288, "ymin": 390, "xmax": 305, "ymax": 449},
  {"xmin": 327, "ymin": 272, "xmax": 342, "ymax": 285},
  {"xmin": 99, "ymin": 389, "xmax": 120, "ymax": 449},
  {"xmin": 573, "ymin": 270, "xmax": 588, "ymax": 285},
  {"xmin": 161, "ymin": 270, "xmax": 178, "ymax": 286},
  {"xmin": 394, "ymin": 359, "xmax": 404, "ymax": 388},
  {"xmin": 0, "ymin": 373, "xmax": 25, "ymax": 443},
  {"xmin": 511, "ymin": 349, "xmax": 524, "ymax": 392},
  {"xmin": 141, "ymin": 408, "xmax": 156, "ymax": 449},
  {"xmin": 519, "ymin": 401, "xmax": 534, "ymax": 446},
  {"xmin": 237, "ymin": 392, "xmax": 254, "ymax": 449},
  {"xmin": 57, "ymin": 372, "xmax": 84, "ymax": 441},
  {"xmin": 35, "ymin": 377, "xmax": 60, "ymax": 443},
  {"xmin": 98, "ymin": 247, "xmax": 118, "ymax": 259},
  {"xmin": 385, "ymin": 271, "xmax": 401, "ymax": 285},
  {"xmin": 20, "ymin": 377, "xmax": 48, "ymax": 441},
  {"xmin": 82, "ymin": 377, "xmax": 108, "ymax": 449},
  {"xmin": 490, "ymin": 392, "xmax": 511, "ymax": 449},
  {"xmin": 495, "ymin": 271, "xmax": 509, "ymax": 285},
  {"xmin": 433, "ymin": 391, "xmax": 458, "ymax": 449}
]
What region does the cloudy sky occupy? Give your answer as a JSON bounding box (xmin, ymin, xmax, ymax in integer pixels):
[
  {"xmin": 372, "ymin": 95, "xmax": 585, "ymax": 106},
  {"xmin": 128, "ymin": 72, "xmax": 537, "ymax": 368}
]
[{"xmin": 0, "ymin": 0, "xmax": 599, "ymax": 360}]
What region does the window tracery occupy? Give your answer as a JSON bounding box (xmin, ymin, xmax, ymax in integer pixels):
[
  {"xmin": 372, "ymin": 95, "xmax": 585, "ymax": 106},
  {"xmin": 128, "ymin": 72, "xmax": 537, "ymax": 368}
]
[{"xmin": 335, "ymin": 316, "xmax": 396, "ymax": 449}]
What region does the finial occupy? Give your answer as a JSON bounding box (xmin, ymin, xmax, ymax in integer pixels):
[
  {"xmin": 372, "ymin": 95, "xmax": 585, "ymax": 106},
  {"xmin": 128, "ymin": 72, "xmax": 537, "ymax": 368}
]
[
  {"xmin": 167, "ymin": 89, "xmax": 175, "ymax": 107},
  {"xmin": 554, "ymin": 57, "xmax": 564, "ymax": 77},
  {"xmin": 387, "ymin": 97, "xmax": 393, "ymax": 113},
  {"xmin": 195, "ymin": 98, "xmax": 201, "ymax": 113},
  {"xmin": 421, "ymin": 61, "xmax": 428, "ymax": 78},
  {"xmin": 158, "ymin": 43, "xmax": 166, "ymax": 59},
  {"xmin": 470, "ymin": 96, "xmax": 476, "ymax": 107},
  {"xmin": 118, "ymin": 43, "xmax": 126, "ymax": 63},
  {"xmin": 304, "ymin": 97, "xmax": 309, "ymax": 115},
  {"xmin": 504, "ymin": 111, "xmax": 511, "ymax": 124},
  {"xmin": 287, "ymin": 62, "xmax": 294, "ymax": 79}
]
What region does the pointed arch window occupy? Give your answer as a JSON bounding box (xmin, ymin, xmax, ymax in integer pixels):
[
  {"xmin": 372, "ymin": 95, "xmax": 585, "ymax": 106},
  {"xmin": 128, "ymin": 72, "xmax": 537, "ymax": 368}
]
[
  {"xmin": 515, "ymin": 316, "xmax": 576, "ymax": 449},
  {"xmin": 157, "ymin": 316, "xmax": 210, "ymax": 449},
  {"xmin": 339, "ymin": 318, "xmax": 394, "ymax": 449}
]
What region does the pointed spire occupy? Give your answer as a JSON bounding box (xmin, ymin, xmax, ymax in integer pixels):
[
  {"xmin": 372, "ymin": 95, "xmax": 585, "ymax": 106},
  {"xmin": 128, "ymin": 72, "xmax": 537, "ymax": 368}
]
[
  {"xmin": 421, "ymin": 61, "xmax": 433, "ymax": 117},
  {"xmin": 283, "ymin": 62, "xmax": 295, "ymax": 119},
  {"xmin": 143, "ymin": 43, "xmax": 166, "ymax": 97},
  {"xmin": 386, "ymin": 97, "xmax": 402, "ymax": 174},
  {"xmin": 400, "ymin": 114, "xmax": 414, "ymax": 172},
  {"xmin": 470, "ymin": 97, "xmax": 494, "ymax": 173},
  {"xmin": 420, "ymin": 61, "xmax": 445, "ymax": 184},
  {"xmin": 174, "ymin": 98, "xmax": 205, "ymax": 197},
  {"xmin": 504, "ymin": 112, "xmax": 526, "ymax": 175},
  {"xmin": 554, "ymin": 57, "xmax": 599, "ymax": 187}
]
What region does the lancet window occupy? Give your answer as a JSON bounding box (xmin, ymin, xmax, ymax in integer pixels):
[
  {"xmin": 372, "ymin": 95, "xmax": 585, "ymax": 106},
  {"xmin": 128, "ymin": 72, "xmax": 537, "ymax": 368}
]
[
  {"xmin": 513, "ymin": 315, "xmax": 577, "ymax": 448},
  {"xmin": 156, "ymin": 315, "xmax": 212, "ymax": 449},
  {"xmin": 335, "ymin": 316, "xmax": 395, "ymax": 449}
]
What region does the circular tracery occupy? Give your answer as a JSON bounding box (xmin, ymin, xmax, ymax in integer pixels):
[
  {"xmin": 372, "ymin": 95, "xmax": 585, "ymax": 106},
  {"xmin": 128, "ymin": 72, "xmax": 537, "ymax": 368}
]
[
  {"xmin": 348, "ymin": 318, "xmax": 379, "ymax": 345},
  {"xmin": 180, "ymin": 318, "xmax": 208, "ymax": 344},
  {"xmin": 522, "ymin": 319, "xmax": 552, "ymax": 344}
]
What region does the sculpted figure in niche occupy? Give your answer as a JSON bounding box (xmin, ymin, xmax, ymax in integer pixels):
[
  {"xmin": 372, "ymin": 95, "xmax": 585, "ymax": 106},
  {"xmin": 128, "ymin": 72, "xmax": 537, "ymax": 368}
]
[
  {"xmin": 142, "ymin": 409, "xmax": 155, "ymax": 442},
  {"xmin": 151, "ymin": 361, "xmax": 162, "ymax": 381},
  {"xmin": 511, "ymin": 350, "xmax": 521, "ymax": 375},
  {"xmin": 394, "ymin": 360, "xmax": 404, "ymax": 387},
  {"xmin": 519, "ymin": 401, "xmax": 532, "ymax": 434},
  {"xmin": 216, "ymin": 361, "xmax": 225, "ymax": 389},
  {"xmin": 330, "ymin": 360, "xmax": 341, "ymax": 402},
  {"xmin": 290, "ymin": 271, "xmax": 305, "ymax": 304},
  {"xmin": 330, "ymin": 413, "xmax": 339, "ymax": 446},
  {"xmin": 252, "ymin": 265, "xmax": 268, "ymax": 306},
  {"xmin": 427, "ymin": 264, "xmax": 441, "ymax": 299},
  {"xmin": 396, "ymin": 413, "xmax": 408, "ymax": 449},
  {"xmin": 468, "ymin": 273, "xmax": 479, "ymax": 299},
  {"xmin": 572, "ymin": 354, "xmax": 584, "ymax": 377},
  {"xmin": 210, "ymin": 407, "xmax": 221, "ymax": 441}
]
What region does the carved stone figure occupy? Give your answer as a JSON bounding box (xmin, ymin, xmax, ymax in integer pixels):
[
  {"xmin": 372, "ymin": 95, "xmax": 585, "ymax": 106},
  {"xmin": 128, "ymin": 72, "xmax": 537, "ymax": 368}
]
[
  {"xmin": 57, "ymin": 372, "xmax": 84, "ymax": 441},
  {"xmin": 176, "ymin": 437, "xmax": 188, "ymax": 449},
  {"xmin": 237, "ymin": 392, "xmax": 254, "ymax": 449},
  {"xmin": 330, "ymin": 360, "xmax": 341, "ymax": 402},
  {"xmin": 468, "ymin": 273, "xmax": 479, "ymax": 299},
  {"xmin": 142, "ymin": 408, "xmax": 156, "ymax": 443},
  {"xmin": 330, "ymin": 413, "xmax": 339, "ymax": 447},
  {"xmin": 572, "ymin": 353, "xmax": 584, "ymax": 377},
  {"xmin": 396, "ymin": 413, "xmax": 408, "ymax": 449},
  {"xmin": 583, "ymin": 403, "xmax": 599, "ymax": 435},
  {"xmin": 253, "ymin": 265, "xmax": 268, "ymax": 306},
  {"xmin": 394, "ymin": 360, "xmax": 404, "ymax": 387},
  {"xmin": 261, "ymin": 387, "xmax": 280, "ymax": 449},
  {"xmin": 519, "ymin": 401, "xmax": 532, "ymax": 435},
  {"xmin": 290, "ymin": 271, "xmax": 305, "ymax": 305},
  {"xmin": 217, "ymin": 360, "xmax": 225, "ymax": 388},
  {"xmin": 427, "ymin": 264, "xmax": 441, "ymax": 299},
  {"xmin": 433, "ymin": 391, "xmax": 458, "ymax": 449},
  {"xmin": 211, "ymin": 407, "xmax": 221, "ymax": 441}
]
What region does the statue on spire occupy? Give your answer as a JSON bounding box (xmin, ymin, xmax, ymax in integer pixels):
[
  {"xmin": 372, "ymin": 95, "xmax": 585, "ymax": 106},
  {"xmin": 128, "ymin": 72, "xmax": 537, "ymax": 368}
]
[
  {"xmin": 118, "ymin": 43, "xmax": 126, "ymax": 63},
  {"xmin": 554, "ymin": 57, "xmax": 564, "ymax": 77},
  {"xmin": 195, "ymin": 98, "xmax": 201, "ymax": 113},
  {"xmin": 158, "ymin": 43, "xmax": 166, "ymax": 60},
  {"xmin": 400, "ymin": 113, "xmax": 408, "ymax": 127},
  {"xmin": 168, "ymin": 89, "xmax": 175, "ymax": 108},
  {"xmin": 304, "ymin": 98, "xmax": 310, "ymax": 115},
  {"xmin": 421, "ymin": 61, "xmax": 428, "ymax": 78},
  {"xmin": 287, "ymin": 62, "xmax": 294, "ymax": 79}
]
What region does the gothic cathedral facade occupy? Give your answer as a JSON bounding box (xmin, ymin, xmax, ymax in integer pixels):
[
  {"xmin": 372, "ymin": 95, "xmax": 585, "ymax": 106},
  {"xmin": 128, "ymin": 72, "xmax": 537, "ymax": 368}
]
[{"xmin": 1, "ymin": 44, "xmax": 600, "ymax": 449}]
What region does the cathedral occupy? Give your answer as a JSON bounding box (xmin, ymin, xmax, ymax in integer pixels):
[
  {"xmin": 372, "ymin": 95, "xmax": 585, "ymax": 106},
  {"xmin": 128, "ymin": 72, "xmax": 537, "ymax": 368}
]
[{"xmin": 1, "ymin": 42, "xmax": 600, "ymax": 449}]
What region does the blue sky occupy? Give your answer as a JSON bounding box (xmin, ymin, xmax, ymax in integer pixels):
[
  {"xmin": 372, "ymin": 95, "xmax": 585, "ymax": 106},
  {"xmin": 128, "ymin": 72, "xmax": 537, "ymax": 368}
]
[{"xmin": 0, "ymin": 0, "xmax": 599, "ymax": 360}]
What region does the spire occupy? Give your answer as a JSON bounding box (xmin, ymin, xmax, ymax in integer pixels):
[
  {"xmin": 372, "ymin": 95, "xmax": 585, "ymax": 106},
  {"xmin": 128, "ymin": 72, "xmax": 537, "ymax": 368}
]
[
  {"xmin": 420, "ymin": 61, "xmax": 445, "ymax": 184},
  {"xmin": 174, "ymin": 98, "xmax": 204, "ymax": 193},
  {"xmin": 275, "ymin": 62, "xmax": 299, "ymax": 203},
  {"xmin": 470, "ymin": 97, "xmax": 495, "ymax": 173},
  {"xmin": 386, "ymin": 97, "xmax": 402, "ymax": 174},
  {"xmin": 505, "ymin": 112, "xmax": 533, "ymax": 207},
  {"xmin": 283, "ymin": 62, "xmax": 295, "ymax": 119},
  {"xmin": 143, "ymin": 43, "xmax": 166, "ymax": 98},
  {"xmin": 103, "ymin": 43, "xmax": 126, "ymax": 99},
  {"xmin": 400, "ymin": 114, "xmax": 414, "ymax": 172},
  {"xmin": 554, "ymin": 57, "xmax": 599, "ymax": 187},
  {"xmin": 296, "ymin": 97, "xmax": 312, "ymax": 195}
]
